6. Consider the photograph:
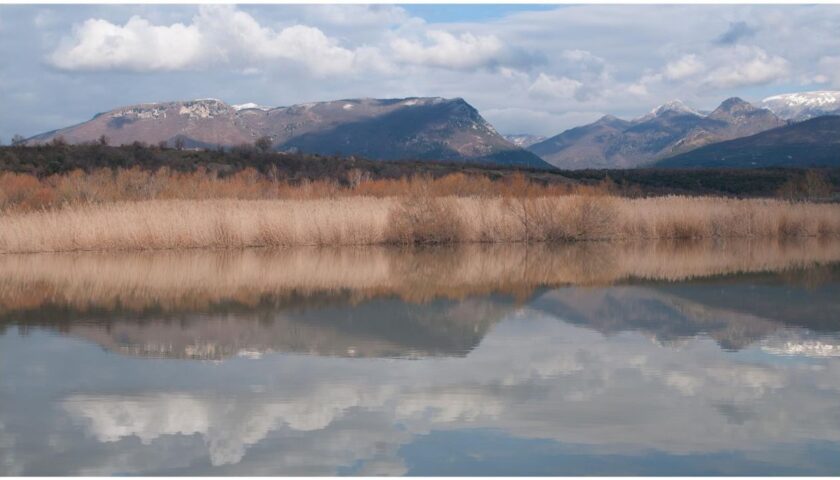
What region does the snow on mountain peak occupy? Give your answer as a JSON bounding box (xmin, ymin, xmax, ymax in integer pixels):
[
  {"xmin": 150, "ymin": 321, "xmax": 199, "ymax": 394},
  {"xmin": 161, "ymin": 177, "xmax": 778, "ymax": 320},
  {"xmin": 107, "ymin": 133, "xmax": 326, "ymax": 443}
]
[
  {"xmin": 760, "ymin": 91, "xmax": 840, "ymax": 120},
  {"xmin": 232, "ymin": 102, "xmax": 272, "ymax": 111},
  {"xmin": 762, "ymin": 91, "xmax": 840, "ymax": 107},
  {"xmin": 650, "ymin": 99, "xmax": 700, "ymax": 116}
]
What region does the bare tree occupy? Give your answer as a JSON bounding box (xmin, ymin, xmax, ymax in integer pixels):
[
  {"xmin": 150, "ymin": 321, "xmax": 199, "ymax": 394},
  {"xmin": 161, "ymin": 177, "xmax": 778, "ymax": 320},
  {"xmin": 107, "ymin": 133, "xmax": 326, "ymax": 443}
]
[
  {"xmin": 98, "ymin": 135, "xmax": 109, "ymax": 146},
  {"xmin": 174, "ymin": 137, "xmax": 185, "ymax": 150},
  {"xmin": 11, "ymin": 134, "xmax": 26, "ymax": 146}
]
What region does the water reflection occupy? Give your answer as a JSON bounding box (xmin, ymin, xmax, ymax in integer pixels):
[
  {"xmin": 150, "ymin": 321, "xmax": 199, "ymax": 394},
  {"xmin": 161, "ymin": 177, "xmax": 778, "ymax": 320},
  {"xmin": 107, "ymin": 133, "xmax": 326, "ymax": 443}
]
[{"xmin": 1, "ymin": 240, "xmax": 840, "ymax": 475}]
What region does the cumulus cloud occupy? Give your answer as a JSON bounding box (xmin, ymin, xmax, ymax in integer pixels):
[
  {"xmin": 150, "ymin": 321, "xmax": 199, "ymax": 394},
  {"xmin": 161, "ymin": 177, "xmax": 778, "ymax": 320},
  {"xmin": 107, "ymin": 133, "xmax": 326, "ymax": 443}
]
[
  {"xmin": 49, "ymin": 16, "xmax": 203, "ymax": 71},
  {"xmin": 390, "ymin": 30, "xmax": 504, "ymax": 70},
  {"xmin": 703, "ymin": 46, "xmax": 789, "ymax": 88},
  {"xmin": 631, "ymin": 45, "xmax": 789, "ymax": 97},
  {"xmin": 48, "ymin": 6, "xmax": 383, "ymax": 75},
  {"xmin": 663, "ymin": 54, "xmax": 706, "ymax": 81},
  {"xmin": 528, "ymin": 73, "xmax": 583, "ymax": 99}
]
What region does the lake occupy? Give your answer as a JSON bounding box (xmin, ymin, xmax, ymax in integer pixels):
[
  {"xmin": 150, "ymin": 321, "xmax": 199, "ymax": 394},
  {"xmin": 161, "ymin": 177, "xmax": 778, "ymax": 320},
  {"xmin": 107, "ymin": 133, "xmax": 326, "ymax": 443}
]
[{"xmin": 2, "ymin": 240, "xmax": 840, "ymax": 475}]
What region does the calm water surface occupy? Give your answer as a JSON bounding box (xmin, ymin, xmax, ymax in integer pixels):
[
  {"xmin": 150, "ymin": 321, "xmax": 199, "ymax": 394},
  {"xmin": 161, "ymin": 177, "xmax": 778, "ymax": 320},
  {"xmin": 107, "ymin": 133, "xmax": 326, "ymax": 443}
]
[{"xmin": 1, "ymin": 241, "xmax": 840, "ymax": 475}]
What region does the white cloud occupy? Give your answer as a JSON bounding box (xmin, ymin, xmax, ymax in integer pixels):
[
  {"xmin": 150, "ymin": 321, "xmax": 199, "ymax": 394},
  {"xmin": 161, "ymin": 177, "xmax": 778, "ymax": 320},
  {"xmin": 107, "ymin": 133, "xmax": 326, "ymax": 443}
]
[
  {"xmin": 49, "ymin": 16, "xmax": 203, "ymax": 71},
  {"xmin": 816, "ymin": 56, "xmax": 840, "ymax": 87},
  {"xmin": 390, "ymin": 30, "xmax": 503, "ymax": 70},
  {"xmin": 48, "ymin": 6, "xmax": 384, "ymax": 76},
  {"xmin": 528, "ymin": 73, "xmax": 582, "ymax": 99},
  {"xmin": 663, "ymin": 54, "xmax": 706, "ymax": 81},
  {"xmin": 703, "ymin": 46, "xmax": 789, "ymax": 88},
  {"xmin": 629, "ymin": 46, "xmax": 789, "ymax": 102}
]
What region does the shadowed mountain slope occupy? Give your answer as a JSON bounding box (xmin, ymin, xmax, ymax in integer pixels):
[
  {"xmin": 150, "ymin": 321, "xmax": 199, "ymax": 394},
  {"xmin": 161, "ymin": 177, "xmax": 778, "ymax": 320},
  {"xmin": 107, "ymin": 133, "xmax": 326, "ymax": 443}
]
[
  {"xmin": 28, "ymin": 97, "xmax": 551, "ymax": 169},
  {"xmin": 655, "ymin": 116, "xmax": 840, "ymax": 168}
]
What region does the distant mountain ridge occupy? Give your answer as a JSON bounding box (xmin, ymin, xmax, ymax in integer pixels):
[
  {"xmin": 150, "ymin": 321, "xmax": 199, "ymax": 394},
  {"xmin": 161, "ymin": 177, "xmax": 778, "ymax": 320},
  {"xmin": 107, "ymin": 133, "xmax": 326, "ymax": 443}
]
[
  {"xmin": 528, "ymin": 97, "xmax": 786, "ymax": 169},
  {"xmin": 503, "ymin": 134, "xmax": 547, "ymax": 148},
  {"xmin": 761, "ymin": 91, "xmax": 840, "ymax": 121},
  {"xmin": 655, "ymin": 115, "xmax": 840, "ymax": 168},
  {"xmin": 30, "ymin": 97, "xmax": 551, "ymax": 169}
]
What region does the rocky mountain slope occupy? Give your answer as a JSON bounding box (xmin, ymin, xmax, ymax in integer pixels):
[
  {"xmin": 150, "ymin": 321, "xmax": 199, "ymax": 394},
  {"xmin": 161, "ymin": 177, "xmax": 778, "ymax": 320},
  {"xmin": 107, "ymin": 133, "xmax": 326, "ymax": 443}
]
[
  {"xmin": 761, "ymin": 91, "xmax": 840, "ymax": 121},
  {"xmin": 503, "ymin": 134, "xmax": 547, "ymax": 148},
  {"xmin": 29, "ymin": 97, "xmax": 550, "ymax": 169},
  {"xmin": 528, "ymin": 98, "xmax": 786, "ymax": 169},
  {"xmin": 655, "ymin": 115, "xmax": 840, "ymax": 168}
]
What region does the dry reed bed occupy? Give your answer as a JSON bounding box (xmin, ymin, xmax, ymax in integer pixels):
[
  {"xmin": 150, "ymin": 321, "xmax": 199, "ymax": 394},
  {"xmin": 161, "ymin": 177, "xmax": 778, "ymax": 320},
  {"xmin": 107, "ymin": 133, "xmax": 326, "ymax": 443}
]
[
  {"xmin": 1, "ymin": 239, "xmax": 839, "ymax": 314},
  {"xmin": 1, "ymin": 195, "xmax": 839, "ymax": 253}
]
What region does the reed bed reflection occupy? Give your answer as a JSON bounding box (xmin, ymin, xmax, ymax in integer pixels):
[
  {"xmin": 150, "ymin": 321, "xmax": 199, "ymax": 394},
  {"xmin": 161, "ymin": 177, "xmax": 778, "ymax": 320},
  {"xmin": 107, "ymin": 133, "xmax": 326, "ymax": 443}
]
[{"xmin": 1, "ymin": 239, "xmax": 838, "ymax": 315}]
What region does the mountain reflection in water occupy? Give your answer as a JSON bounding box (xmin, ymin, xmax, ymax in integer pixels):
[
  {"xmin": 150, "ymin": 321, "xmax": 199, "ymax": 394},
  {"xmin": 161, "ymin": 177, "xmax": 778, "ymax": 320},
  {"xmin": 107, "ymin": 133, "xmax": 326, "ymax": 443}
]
[{"xmin": 1, "ymin": 239, "xmax": 840, "ymax": 475}]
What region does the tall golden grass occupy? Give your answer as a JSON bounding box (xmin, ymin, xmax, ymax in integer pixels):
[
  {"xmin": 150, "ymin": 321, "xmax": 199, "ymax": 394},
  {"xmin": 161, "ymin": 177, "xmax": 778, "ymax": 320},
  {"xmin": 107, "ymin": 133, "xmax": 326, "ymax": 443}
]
[
  {"xmin": 1, "ymin": 195, "xmax": 839, "ymax": 253},
  {"xmin": 1, "ymin": 168, "xmax": 839, "ymax": 252},
  {"xmin": 1, "ymin": 239, "xmax": 838, "ymax": 315}
]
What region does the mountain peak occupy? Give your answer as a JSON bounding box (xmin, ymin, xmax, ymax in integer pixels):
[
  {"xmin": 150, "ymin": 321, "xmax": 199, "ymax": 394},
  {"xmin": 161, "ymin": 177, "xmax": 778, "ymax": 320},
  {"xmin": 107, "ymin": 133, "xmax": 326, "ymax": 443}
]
[
  {"xmin": 708, "ymin": 97, "xmax": 766, "ymax": 120},
  {"xmin": 594, "ymin": 114, "xmax": 627, "ymax": 125},
  {"xmin": 716, "ymin": 97, "xmax": 752, "ymax": 110},
  {"xmin": 649, "ymin": 100, "xmax": 700, "ymax": 117}
]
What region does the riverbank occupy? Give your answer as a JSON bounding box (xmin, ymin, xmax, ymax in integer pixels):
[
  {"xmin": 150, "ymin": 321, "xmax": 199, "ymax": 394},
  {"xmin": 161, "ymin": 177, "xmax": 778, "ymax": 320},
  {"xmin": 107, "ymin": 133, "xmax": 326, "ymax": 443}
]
[{"xmin": 1, "ymin": 194, "xmax": 839, "ymax": 253}]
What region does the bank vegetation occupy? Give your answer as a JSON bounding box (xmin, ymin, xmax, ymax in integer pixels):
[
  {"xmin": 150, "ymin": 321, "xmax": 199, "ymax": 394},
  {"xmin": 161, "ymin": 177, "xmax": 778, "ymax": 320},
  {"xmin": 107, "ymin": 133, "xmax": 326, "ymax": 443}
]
[{"xmin": 0, "ymin": 167, "xmax": 838, "ymax": 253}]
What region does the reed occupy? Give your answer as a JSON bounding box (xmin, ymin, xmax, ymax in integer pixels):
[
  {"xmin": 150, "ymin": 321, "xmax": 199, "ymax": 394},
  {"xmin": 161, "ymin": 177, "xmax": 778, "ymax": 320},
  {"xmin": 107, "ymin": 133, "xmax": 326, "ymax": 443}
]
[{"xmin": 1, "ymin": 194, "xmax": 839, "ymax": 253}]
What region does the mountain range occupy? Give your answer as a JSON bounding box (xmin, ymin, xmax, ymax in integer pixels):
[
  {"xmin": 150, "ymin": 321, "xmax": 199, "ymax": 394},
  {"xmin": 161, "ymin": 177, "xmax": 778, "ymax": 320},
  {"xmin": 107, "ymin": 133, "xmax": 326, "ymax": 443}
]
[
  {"xmin": 29, "ymin": 97, "xmax": 551, "ymax": 169},
  {"xmin": 527, "ymin": 98, "xmax": 787, "ymax": 169},
  {"xmin": 25, "ymin": 90, "xmax": 840, "ymax": 170}
]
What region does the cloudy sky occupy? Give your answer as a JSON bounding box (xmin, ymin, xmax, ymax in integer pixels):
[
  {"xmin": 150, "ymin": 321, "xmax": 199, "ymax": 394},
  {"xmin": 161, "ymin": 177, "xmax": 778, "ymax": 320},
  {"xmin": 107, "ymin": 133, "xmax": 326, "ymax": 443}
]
[{"xmin": 1, "ymin": 4, "xmax": 839, "ymax": 141}]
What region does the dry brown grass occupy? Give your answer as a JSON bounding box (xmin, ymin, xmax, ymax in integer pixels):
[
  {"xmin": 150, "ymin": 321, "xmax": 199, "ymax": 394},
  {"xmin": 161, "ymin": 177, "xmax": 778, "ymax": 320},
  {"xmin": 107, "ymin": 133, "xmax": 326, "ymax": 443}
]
[
  {"xmin": 1, "ymin": 239, "xmax": 838, "ymax": 314},
  {"xmin": 0, "ymin": 168, "xmax": 577, "ymax": 211},
  {"xmin": 1, "ymin": 168, "xmax": 839, "ymax": 252},
  {"xmin": 1, "ymin": 195, "xmax": 838, "ymax": 253}
]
